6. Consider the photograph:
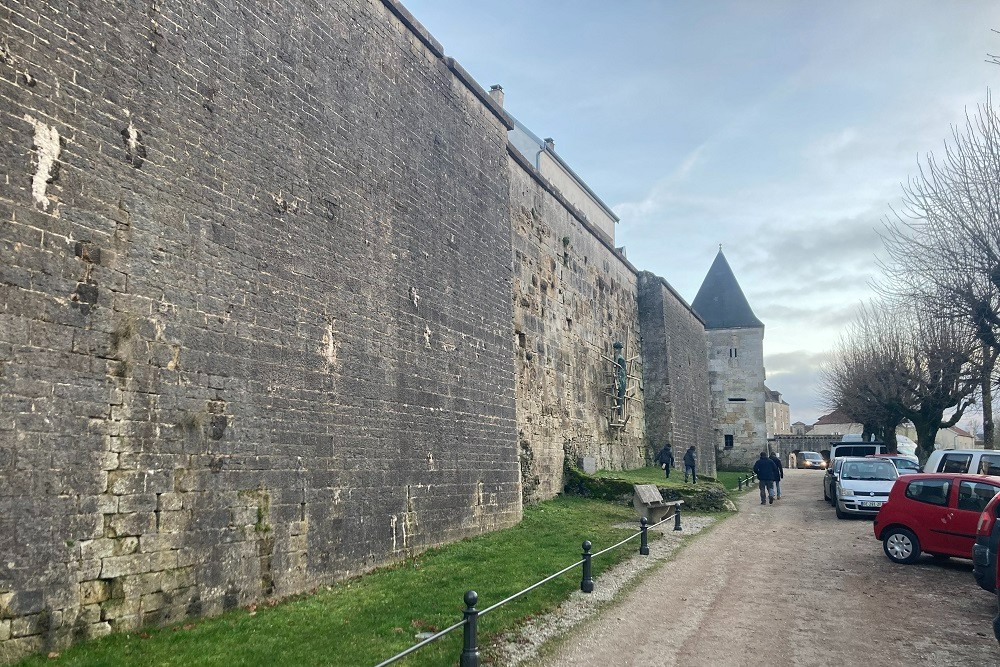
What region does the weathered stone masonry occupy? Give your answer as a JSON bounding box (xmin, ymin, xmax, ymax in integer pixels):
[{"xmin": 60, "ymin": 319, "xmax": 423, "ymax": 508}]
[
  {"xmin": 637, "ymin": 273, "xmax": 716, "ymax": 479},
  {"xmin": 0, "ymin": 0, "xmax": 521, "ymax": 660},
  {"xmin": 508, "ymin": 147, "xmax": 647, "ymax": 502}
]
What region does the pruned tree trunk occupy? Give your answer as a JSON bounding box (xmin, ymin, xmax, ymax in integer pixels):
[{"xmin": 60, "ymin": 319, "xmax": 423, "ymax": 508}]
[{"xmin": 984, "ymin": 343, "xmax": 996, "ymax": 449}]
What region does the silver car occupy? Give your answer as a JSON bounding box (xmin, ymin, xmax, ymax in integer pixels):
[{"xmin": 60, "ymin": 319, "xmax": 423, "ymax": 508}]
[{"xmin": 834, "ymin": 457, "xmax": 899, "ymax": 519}]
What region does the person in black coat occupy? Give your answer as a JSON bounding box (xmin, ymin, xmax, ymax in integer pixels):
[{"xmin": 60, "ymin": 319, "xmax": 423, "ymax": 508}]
[
  {"xmin": 769, "ymin": 452, "xmax": 785, "ymax": 499},
  {"xmin": 753, "ymin": 451, "xmax": 778, "ymax": 505},
  {"xmin": 654, "ymin": 443, "xmax": 675, "ymax": 478},
  {"xmin": 683, "ymin": 446, "xmax": 697, "ymax": 483}
]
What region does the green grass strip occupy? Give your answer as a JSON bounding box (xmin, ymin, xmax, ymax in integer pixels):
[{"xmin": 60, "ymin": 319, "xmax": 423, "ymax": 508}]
[{"xmin": 22, "ymin": 497, "xmax": 643, "ymax": 667}]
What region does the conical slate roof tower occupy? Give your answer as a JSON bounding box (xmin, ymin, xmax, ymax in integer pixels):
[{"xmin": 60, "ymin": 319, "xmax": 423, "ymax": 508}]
[
  {"xmin": 691, "ymin": 250, "xmax": 763, "ymax": 329},
  {"xmin": 691, "ymin": 248, "xmax": 766, "ymax": 467}
]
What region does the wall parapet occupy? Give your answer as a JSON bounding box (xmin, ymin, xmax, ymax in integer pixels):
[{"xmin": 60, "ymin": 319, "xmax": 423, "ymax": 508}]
[
  {"xmin": 507, "ymin": 142, "xmax": 630, "ymax": 270},
  {"xmin": 379, "ymin": 0, "xmax": 514, "ymax": 130}
]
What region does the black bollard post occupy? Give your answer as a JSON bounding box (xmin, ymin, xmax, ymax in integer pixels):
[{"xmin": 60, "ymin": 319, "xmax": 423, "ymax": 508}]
[
  {"xmin": 460, "ymin": 590, "xmax": 479, "ymax": 667},
  {"xmin": 639, "ymin": 516, "xmax": 649, "ymax": 556},
  {"xmin": 738, "ymin": 477, "xmax": 743, "ymax": 491},
  {"xmin": 581, "ymin": 541, "xmax": 594, "ymax": 593},
  {"xmin": 673, "ymin": 505, "xmax": 682, "ymax": 531}
]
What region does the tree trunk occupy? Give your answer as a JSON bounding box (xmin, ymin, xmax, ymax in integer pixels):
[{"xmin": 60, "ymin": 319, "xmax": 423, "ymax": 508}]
[
  {"xmin": 913, "ymin": 419, "xmax": 940, "ymax": 461},
  {"xmin": 984, "ymin": 343, "xmax": 996, "ymax": 449},
  {"xmin": 878, "ymin": 421, "xmax": 901, "ymax": 454}
]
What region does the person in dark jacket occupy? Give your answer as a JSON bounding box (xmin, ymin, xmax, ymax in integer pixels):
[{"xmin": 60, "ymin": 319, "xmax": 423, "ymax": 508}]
[
  {"xmin": 654, "ymin": 443, "xmax": 675, "ymax": 478},
  {"xmin": 769, "ymin": 452, "xmax": 785, "ymax": 499},
  {"xmin": 753, "ymin": 451, "xmax": 778, "ymax": 504},
  {"xmin": 683, "ymin": 446, "xmax": 697, "ymax": 484}
]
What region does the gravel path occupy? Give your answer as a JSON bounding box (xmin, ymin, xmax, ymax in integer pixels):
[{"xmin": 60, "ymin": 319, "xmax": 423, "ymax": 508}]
[
  {"xmin": 523, "ymin": 470, "xmax": 999, "ymax": 666},
  {"xmin": 490, "ymin": 512, "xmax": 717, "ymax": 666}
]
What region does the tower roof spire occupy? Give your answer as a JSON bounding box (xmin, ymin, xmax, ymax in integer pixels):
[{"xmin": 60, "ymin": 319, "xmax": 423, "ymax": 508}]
[{"xmin": 691, "ymin": 249, "xmax": 763, "ymax": 329}]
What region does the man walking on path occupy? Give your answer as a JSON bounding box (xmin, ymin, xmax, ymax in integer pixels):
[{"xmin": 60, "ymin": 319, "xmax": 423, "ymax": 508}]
[
  {"xmin": 683, "ymin": 446, "xmax": 697, "ymax": 484},
  {"xmin": 655, "ymin": 443, "xmax": 674, "ymax": 478},
  {"xmin": 753, "ymin": 451, "xmax": 778, "ymax": 504},
  {"xmin": 770, "ymin": 452, "xmax": 784, "ymax": 499}
]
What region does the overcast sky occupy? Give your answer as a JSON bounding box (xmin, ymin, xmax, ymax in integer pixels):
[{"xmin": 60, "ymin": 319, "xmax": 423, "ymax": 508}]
[{"xmin": 405, "ymin": 0, "xmax": 1000, "ymax": 426}]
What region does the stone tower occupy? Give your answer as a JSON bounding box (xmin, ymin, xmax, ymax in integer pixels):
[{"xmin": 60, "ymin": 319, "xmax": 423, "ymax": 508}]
[{"xmin": 691, "ymin": 250, "xmax": 767, "ymax": 467}]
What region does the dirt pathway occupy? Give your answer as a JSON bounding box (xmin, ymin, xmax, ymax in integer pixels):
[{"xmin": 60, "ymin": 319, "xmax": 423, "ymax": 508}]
[{"xmin": 537, "ymin": 469, "xmax": 999, "ymax": 666}]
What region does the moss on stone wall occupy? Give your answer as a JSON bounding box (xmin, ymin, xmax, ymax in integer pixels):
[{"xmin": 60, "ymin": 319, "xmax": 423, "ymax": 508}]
[{"xmin": 563, "ymin": 464, "xmax": 732, "ymax": 512}]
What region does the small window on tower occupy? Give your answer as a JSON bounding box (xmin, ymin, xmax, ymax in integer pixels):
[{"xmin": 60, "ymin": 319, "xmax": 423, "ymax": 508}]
[{"xmin": 724, "ymin": 435, "xmax": 734, "ymax": 450}]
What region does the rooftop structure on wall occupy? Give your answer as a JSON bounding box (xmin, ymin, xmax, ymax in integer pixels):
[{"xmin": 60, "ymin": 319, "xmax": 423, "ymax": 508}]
[{"xmin": 499, "ymin": 88, "xmax": 619, "ymax": 244}]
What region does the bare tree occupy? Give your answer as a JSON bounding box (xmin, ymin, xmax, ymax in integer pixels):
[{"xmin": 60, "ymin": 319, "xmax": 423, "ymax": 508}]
[
  {"xmin": 822, "ymin": 305, "xmax": 909, "ymax": 452},
  {"xmin": 823, "ymin": 302, "xmax": 979, "ymax": 458},
  {"xmin": 880, "ymin": 96, "xmax": 1000, "ymax": 448},
  {"xmin": 892, "ymin": 309, "xmax": 979, "ymax": 458}
]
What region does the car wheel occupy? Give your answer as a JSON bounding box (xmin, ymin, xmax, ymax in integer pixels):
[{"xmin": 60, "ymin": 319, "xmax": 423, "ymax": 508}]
[
  {"xmin": 829, "ymin": 489, "xmax": 836, "ymax": 507},
  {"xmin": 835, "ymin": 501, "xmax": 847, "ymax": 520},
  {"xmin": 823, "ymin": 484, "xmax": 829, "ymax": 501},
  {"xmin": 883, "ymin": 527, "xmax": 921, "ymax": 564}
]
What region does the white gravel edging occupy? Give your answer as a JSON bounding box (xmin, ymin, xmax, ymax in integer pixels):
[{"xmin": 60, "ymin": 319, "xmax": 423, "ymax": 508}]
[{"xmin": 489, "ymin": 515, "xmax": 718, "ymax": 666}]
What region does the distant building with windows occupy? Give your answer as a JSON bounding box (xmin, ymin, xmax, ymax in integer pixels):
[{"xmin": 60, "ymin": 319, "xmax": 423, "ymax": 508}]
[
  {"xmin": 692, "ymin": 249, "xmax": 768, "ymax": 467},
  {"xmin": 765, "ymin": 385, "xmax": 791, "ymax": 438}
]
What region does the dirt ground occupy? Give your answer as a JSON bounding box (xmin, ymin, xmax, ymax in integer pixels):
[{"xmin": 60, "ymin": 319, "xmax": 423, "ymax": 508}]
[{"xmin": 537, "ymin": 469, "xmax": 1000, "ymax": 666}]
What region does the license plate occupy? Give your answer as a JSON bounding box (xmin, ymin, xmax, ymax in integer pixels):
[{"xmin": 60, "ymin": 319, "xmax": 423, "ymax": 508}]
[{"xmin": 860, "ymin": 501, "xmax": 883, "ymax": 508}]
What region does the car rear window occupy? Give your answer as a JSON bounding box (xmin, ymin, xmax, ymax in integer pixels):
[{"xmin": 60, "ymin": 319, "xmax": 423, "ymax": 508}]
[
  {"xmin": 979, "ymin": 454, "xmax": 1000, "ymax": 476},
  {"xmin": 841, "ymin": 460, "xmax": 897, "ymax": 481},
  {"xmin": 938, "ymin": 453, "xmax": 973, "ymax": 473},
  {"xmin": 891, "ymin": 459, "xmax": 920, "ymax": 473},
  {"xmin": 905, "ymin": 479, "xmax": 950, "ymax": 506},
  {"xmin": 958, "ymin": 481, "xmax": 1000, "ymax": 513}
]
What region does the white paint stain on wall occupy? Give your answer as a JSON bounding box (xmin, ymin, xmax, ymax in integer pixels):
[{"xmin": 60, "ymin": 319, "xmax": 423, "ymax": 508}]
[
  {"xmin": 322, "ymin": 323, "xmax": 339, "ymax": 365},
  {"xmin": 23, "ymin": 115, "xmax": 60, "ymax": 210}
]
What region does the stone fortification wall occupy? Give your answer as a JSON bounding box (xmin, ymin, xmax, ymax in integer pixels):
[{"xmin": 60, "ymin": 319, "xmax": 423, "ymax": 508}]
[
  {"xmin": 0, "ymin": 0, "xmax": 520, "ymax": 660},
  {"xmin": 508, "ymin": 148, "xmax": 645, "ymax": 502},
  {"xmin": 637, "ymin": 273, "xmax": 716, "ymax": 479},
  {"xmin": 707, "ymin": 327, "xmax": 767, "ymax": 468}
]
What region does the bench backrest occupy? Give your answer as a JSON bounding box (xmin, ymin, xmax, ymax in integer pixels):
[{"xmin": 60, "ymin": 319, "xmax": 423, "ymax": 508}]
[{"xmin": 633, "ymin": 483, "xmax": 664, "ymax": 505}]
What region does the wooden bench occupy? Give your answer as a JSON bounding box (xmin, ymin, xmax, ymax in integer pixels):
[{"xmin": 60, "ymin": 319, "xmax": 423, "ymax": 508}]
[{"xmin": 632, "ymin": 484, "xmax": 683, "ymax": 524}]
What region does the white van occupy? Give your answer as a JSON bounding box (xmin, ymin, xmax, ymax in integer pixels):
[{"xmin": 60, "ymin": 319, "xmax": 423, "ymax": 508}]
[
  {"xmin": 923, "ymin": 449, "xmax": 1000, "ymax": 475},
  {"xmin": 830, "ymin": 442, "xmax": 887, "ymax": 461}
]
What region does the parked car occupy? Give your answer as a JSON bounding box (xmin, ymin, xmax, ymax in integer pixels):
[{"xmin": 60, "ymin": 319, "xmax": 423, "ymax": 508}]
[
  {"xmin": 797, "ymin": 451, "xmax": 826, "ymax": 470},
  {"xmin": 868, "ymin": 454, "xmax": 921, "ymax": 475},
  {"xmin": 823, "ymin": 457, "xmax": 845, "ymax": 504},
  {"xmin": 832, "ymin": 457, "xmax": 898, "ymax": 519},
  {"xmin": 874, "ymin": 473, "xmax": 1000, "ymax": 564},
  {"xmin": 971, "ymin": 492, "xmax": 1000, "ymax": 643},
  {"xmin": 923, "ymin": 449, "xmax": 1000, "ymax": 475},
  {"xmin": 973, "ymin": 491, "xmax": 1000, "ymax": 592}
]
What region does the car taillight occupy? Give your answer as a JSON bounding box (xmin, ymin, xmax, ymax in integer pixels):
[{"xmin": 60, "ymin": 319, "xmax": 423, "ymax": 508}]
[{"xmin": 978, "ymin": 509, "xmax": 996, "ymax": 537}]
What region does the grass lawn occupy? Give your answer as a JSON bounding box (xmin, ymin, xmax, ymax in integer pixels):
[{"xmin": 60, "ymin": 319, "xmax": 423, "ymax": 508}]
[
  {"xmin": 590, "ymin": 466, "xmax": 720, "ymax": 489},
  {"xmin": 715, "ymin": 470, "xmax": 752, "ymax": 491},
  {"xmin": 21, "ymin": 497, "xmax": 647, "ymax": 667}
]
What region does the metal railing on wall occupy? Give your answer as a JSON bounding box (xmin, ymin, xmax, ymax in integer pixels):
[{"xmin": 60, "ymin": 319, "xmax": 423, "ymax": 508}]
[{"xmin": 373, "ymin": 509, "xmax": 683, "ymax": 667}]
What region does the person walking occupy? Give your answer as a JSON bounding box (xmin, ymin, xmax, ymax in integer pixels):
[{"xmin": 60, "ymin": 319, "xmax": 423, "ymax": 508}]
[
  {"xmin": 753, "ymin": 451, "xmax": 778, "ymax": 505},
  {"xmin": 683, "ymin": 446, "xmax": 697, "ymax": 484},
  {"xmin": 770, "ymin": 452, "xmax": 785, "ymax": 499},
  {"xmin": 654, "ymin": 443, "xmax": 675, "ymax": 478}
]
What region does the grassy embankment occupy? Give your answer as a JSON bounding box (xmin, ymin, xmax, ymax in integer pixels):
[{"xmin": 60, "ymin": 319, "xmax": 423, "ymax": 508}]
[
  {"xmin": 19, "ymin": 497, "xmax": 647, "ymax": 667},
  {"xmin": 22, "ymin": 465, "xmax": 748, "ymax": 667},
  {"xmin": 590, "ymin": 466, "xmax": 750, "ymax": 492}
]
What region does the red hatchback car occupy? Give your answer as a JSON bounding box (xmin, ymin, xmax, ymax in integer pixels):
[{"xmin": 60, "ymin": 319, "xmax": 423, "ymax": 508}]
[{"xmin": 873, "ymin": 473, "xmax": 1000, "ymax": 564}]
